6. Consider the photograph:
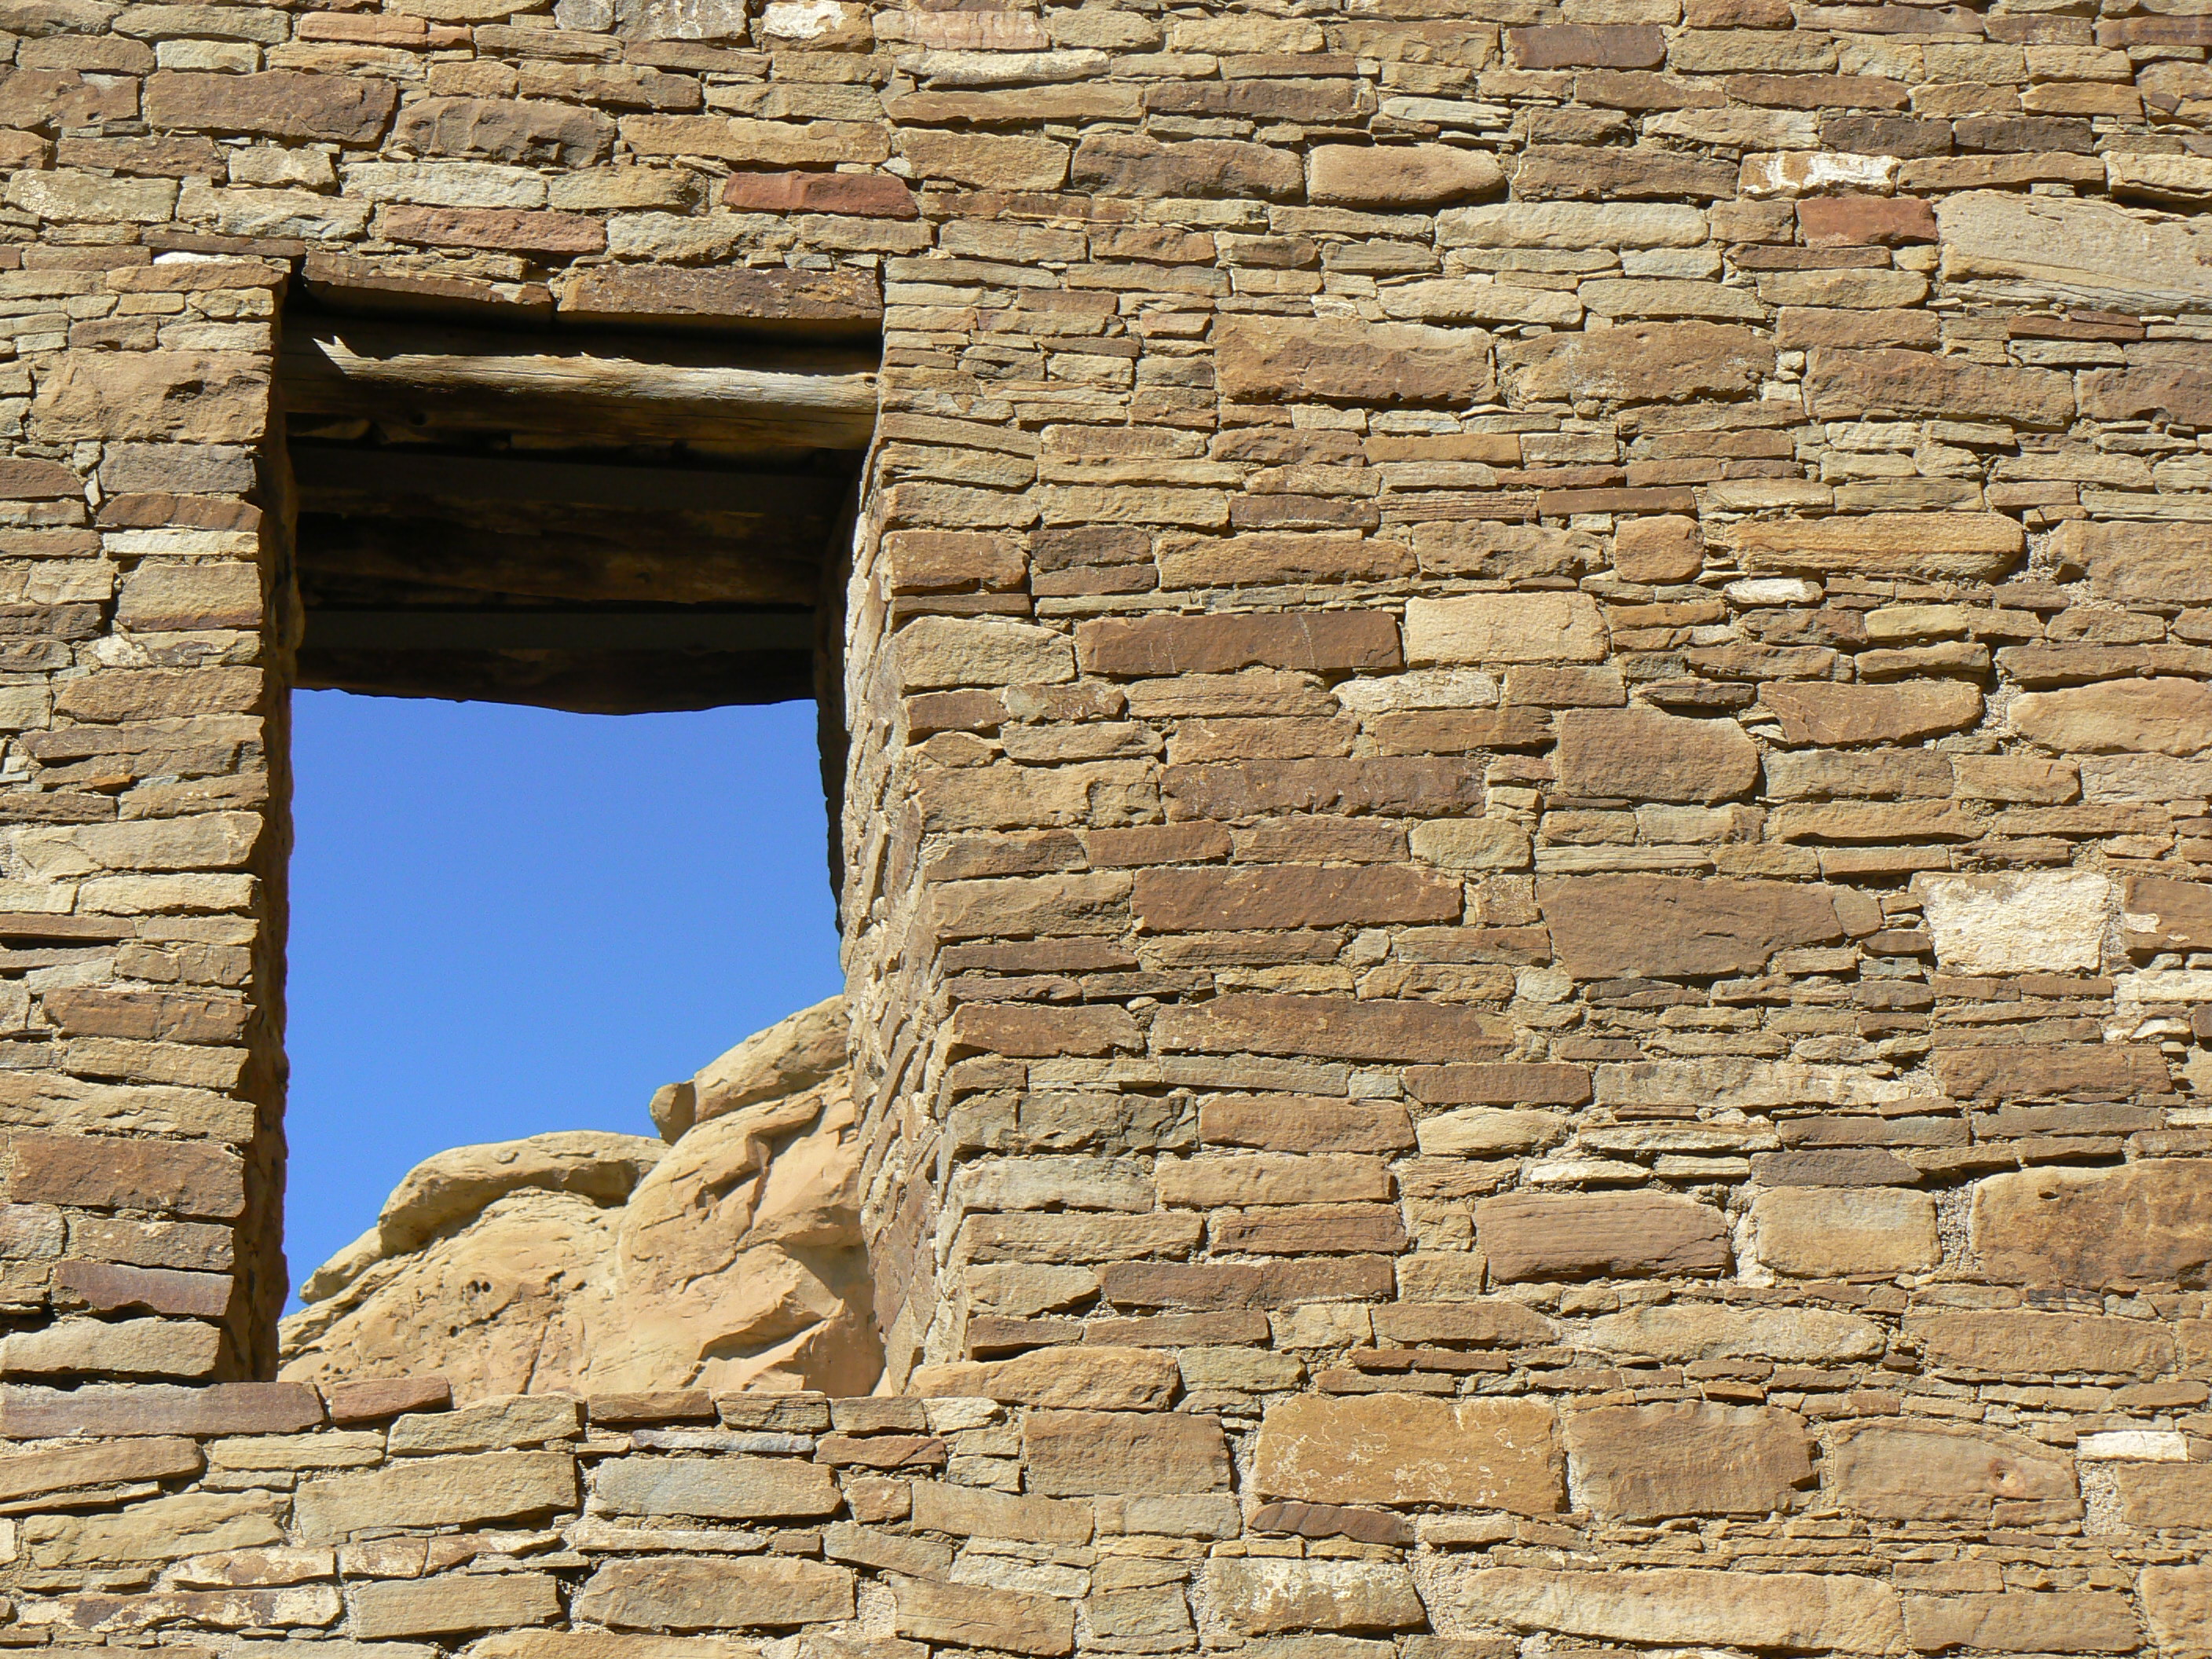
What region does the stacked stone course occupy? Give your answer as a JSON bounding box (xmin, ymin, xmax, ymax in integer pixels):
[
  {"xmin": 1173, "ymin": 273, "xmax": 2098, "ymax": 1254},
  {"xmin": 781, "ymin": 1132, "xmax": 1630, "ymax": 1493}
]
[{"xmin": 0, "ymin": 0, "xmax": 2208, "ymax": 1646}]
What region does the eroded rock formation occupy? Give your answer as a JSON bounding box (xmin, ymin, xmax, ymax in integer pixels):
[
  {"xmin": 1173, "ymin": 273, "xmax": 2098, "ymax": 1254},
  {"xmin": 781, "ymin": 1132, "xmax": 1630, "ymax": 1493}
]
[{"xmin": 277, "ymin": 996, "xmax": 878, "ymax": 1400}]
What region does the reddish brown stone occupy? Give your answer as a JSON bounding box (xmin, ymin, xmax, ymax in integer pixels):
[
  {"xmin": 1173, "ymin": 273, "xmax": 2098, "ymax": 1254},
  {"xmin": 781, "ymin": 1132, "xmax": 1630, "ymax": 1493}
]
[
  {"xmin": 145, "ymin": 71, "xmax": 397, "ymax": 143},
  {"xmin": 2078, "ymin": 360, "xmax": 2212, "ymax": 427},
  {"xmin": 1507, "ymin": 23, "xmax": 1667, "ymax": 66},
  {"xmin": 1133, "ymin": 866, "xmax": 1461, "ymax": 932},
  {"xmin": 1023, "ymin": 1409, "xmax": 1231, "ymax": 1495},
  {"xmin": 1099, "ymin": 1257, "xmax": 1397, "ymax": 1310},
  {"xmin": 1501, "ymin": 322, "xmax": 1773, "ymax": 405},
  {"xmin": 1370, "ymin": 709, "xmax": 1555, "ymax": 753},
  {"xmin": 1563, "ymin": 1402, "xmax": 1812, "ymax": 1520},
  {"xmin": 1796, "ymin": 196, "xmax": 1938, "ymax": 247},
  {"xmin": 1164, "ymin": 758, "xmax": 1481, "ymax": 819},
  {"xmin": 587, "ymin": 1390, "xmax": 716, "ymax": 1425},
  {"xmin": 1804, "ymin": 347, "xmax": 2075, "ymax": 426},
  {"xmin": 0, "ymin": 459, "xmax": 82, "ymax": 499},
  {"xmin": 1404, "ymin": 1063, "xmax": 1593, "ymax": 1106},
  {"xmin": 1154, "ymin": 994, "xmax": 1510, "ymax": 1063},
  {"xmin": 2122, "ymin": 873, "xmax": 2212, "ymax": 951},
  {"xmin": 0, "ymin": 1434, "xmax": 201, "ymax": 1499},
  {"xmin": 818, "ymin": 1433, "xmax": 947, "ymax": 1470},
  {"xmin": 1538, "ymin": 875, "xmax": 1842, "ymax": 979},
  {"xmin": 1071, "ymin": 134, "xmax": 1302, "ymax": 200},
  {"xmin": 8, "ymin": 1133, "xmax": 246, "ymax": 1221},
  {"xmin": 947, "ymin": 1002, "xmax": 1142, "ymax": 1059},
  {"xmin": 1971, "ymin": 1161, "xmax": 2212, "ymax": 1291},
  {"xmin": 324, "ymin": 1375, "xmax": 453, "ymax": 1423},
  {"xmin": 97, "ymin": 493, "xmax": 258, "ymax": 532},
  {"xmin": 1478, "ymin": 1191, "xmax": 1730, "ymax": 1281},
  {"xmin": 1932, "ymin": 1045, "xmax": 2171, "ymax": 1101},
  {"xmin": 1198, "ymin": 1097, "xmax": 1416, "ymax": 1153},
  {"xmin": 0, "ymin": 1382, "xmax": 322, "ymax": 1439},
  {"xmin": 1758, "ymin": 679, "xmax": 1983, "ymax": 745},
  {"xmin": 0, "ymin": 69, "xmax": 137, "ymax": 130},
  {"xmin": 42, "ymin": 988, "xmax": 245, "ymax": 1045},
  {"xmin": 1215, "ymin": 316, "xmax": 1496, "ymax": 406},
  {"xmin": 1079, "ymin": 611, "xmax": 1401, "ymax": 676},
  {"xmin": 1250, "ymin": 1500, "xmax": 1414, "ymax": 1547},
  {"xmin": 558, "ymin": 264, "xmax": 882, "ymax": 335},
  {"xmin": 53, "ymin": 1260, "xmax": 232, "ymax": 1317},
  {"xmin": 382, "ymin": 206, "xmax": 605, "ymax": 256},
  {"xmin": 723, "ymin": 170, "xmax": 918, "ymax": 217},
  {"xmin": 394, "ymin": 96, "xmax": 613, "ymax": 167},
  {"xmin": 1211, "ymin": 1204, "xmax": 1409, "ymax": 1255}
]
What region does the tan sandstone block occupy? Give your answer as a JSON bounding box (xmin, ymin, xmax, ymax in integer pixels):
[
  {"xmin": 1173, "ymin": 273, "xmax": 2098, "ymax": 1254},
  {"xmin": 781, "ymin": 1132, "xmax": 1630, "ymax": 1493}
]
[
  {"xmin": 1750, "ymin": 1187, "xmax": 1939, "ymax": 1276},
  {"xmin": 1723, "ymin": 511, "xmax": 2023, "ymax": 582},
  {"xmin": 1553, "ymin": 707, "xmax": 1759, "ymax": 803},
  {"xmin": 293, "ymin": 1451, "xmax": 577, "ymax": 1543},
  {"xmin": 1251, "ymin": 1392, "xmax": 1561, "ymax": 1513},
  {"xmin": 2056, "ymin": 519, "xmax": 2212, "ymax": 607},
  {"xmin": 2140, "ymin": 1564, "xmax": 2212, "ymax": 1653},
  {"xmin": 910, "ymin": 1346, "xmax": 1177, "ymax": 1411},
  {"xmin": 2012, "ymin": 677, "xmax": 2212, "ymax": 755},
  {"xmin": 1477, "ymin": 1190, "xmax": 1729, "ymax": 1280},
  {"xmin": 1306, "ymin": 144, "xmax": 1503, "ymax": 207},
  {"xmin": 1759, "ymin": 679, "xmax": 1983, "ymax": 745},
  {"xmin": 1829, "ymin": 1421, "xmax": 2077, "ymax": 1521},
  {"xmin": 891, "ymin": 1578, "xmax": 1071, "ymax": 1657},
  {"xmin": 1404, "ymin": 591, "xmax": 1606, "ymax": 665},
  {"xmin": 1538, "ymin": 874, "xmax": 1841, "ymax": 979},
  {"xmin": 592, "ymin": 1455, "xmax": 841, "ymax": 1519},
  {"xmin": 1583, "ymin": 1304, "xmax": 1885, "ymax": 1363},
  {"xmin": 907, "ymin": 1480, "xmax": 1092, "ymax": 1544},
  {"xmin": 1905, "ymin": 1309, "xmax": 2174, "ymax": 1376},
  {"xmin": 1444, "ymin": 1566, "xmax": 1905, "ymax": 1652},
  {"xmin": 0, "ymin": 1436, "xmax": 201, "ymax": 1501},
  {"xmin": 1500, "ymin": 320, "xmax": 1772, "ymax": 404},
  {"xmin": 1022, "ymin": 1409, "xmax": 1229, "ymax": 1496},
  {"xmin": 2113, "ymin": 1462, "xmax": 2212, "ymax": 1529},
  {"xmin": 573, "ymin": 1558, "xmax": 854, "ymax": 1632},
  {"xmin": 895, "ymin": 131, "xmax": 1068, "ymax": 190},
  {"xmin": 1215, "ymin": 317, "xmax": 1495, "ymax": 405},
  {"xmin": 32, "ymin": 352, "xmax": 269, "ymax": 444},
  {"xmin": 353, "ymin": 1575, "xmax": 562, "ymax": 1640},
  {"xmin": 1903, "ymin": 1592, "xmax": 2138, "ymax": 1655},
  {"xmin": 1969, "ymin": 1161, "xmax": 2212, "ymax": 1290},
  {"xmin": 469, "ymin": 1638, "xmax": 759, "ymax": 1659},
  {"xmin": 1203, "ymin": 1560, "xmax": 1424, "ymax": 1634},
  {"xmin": 894, "ymin": 617, "xmax": 1072, "ymax": 690},
  {"xmin": 1563, "ymin": 1401, "xmax": 1812, "ymax": 1520},
  {"xmin": 26, "ymin": 1489, "xmax": 279, "ymax": 1566}
]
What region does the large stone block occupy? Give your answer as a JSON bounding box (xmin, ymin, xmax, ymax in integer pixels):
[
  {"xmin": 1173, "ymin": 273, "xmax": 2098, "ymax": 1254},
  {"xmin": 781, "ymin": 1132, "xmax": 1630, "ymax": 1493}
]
[
  {"xmin": 2122, "ymin": 873, "xmax": 2212, "ymax": 952},
  {"xmin": 1969, "ymin": 1161, "xmax": 2212, "ymax": 1290},
  {"xmin": 2141, "ymin": 1566, "xmax": 2212, "ymax": 1655},
  {"xmin": 1072, "ymin": 133, "xmax": 1297, "ymax": 198},
  {"xmin": 573, "ymin": 1558, "xmax": 854, "ymax": 1631},
  {"xmin": 1722, "ymin": 511, "xmax": 2024, "ymax": 581},
  {"xmin": 1552, "ymin": 707, "xmax": 1758, "ymax": 802},
  {"xmin": 1581, "ymin": 1304, "xmax": 1885, "ymax": 1363},
  {"xmin": 1902, "ymin": 1592, "xmax": 2138, "ymax": 1655},
  {"xmin": 592, "ymin": 1455, "xmax": 841, "ymax": 1518},
  {"xmin": 1440, "ymin": 1566, "xmax": 1906, "ymax": 1653},
  {"xmin": 1804, "ymin": 346, "xmax": 2074, "ymax": 426},
  {"xmin": 1828, "ymin": 1421, "xmax": 2077, "ymax": 1521},
  {"xmin": 353, "ymin": 1576, "xmax": 562, "ymax": 1640},
  {"xmin": 1912, "ymin": 870, "xmax": 2112, "ymax": 974},
  {"xmin": 1215, "ymin": 317, "xmax": 1495, "ymax": 405},
  {"xmin": 1758, "ymin": 679, "xmax": 1983, "ymax": 745},
  {"xmin": 1749, "ymin": 1187, "xmax": 1939, "ymax": 1276},
  {"xmin": 0, "ymin": 1436, "xmax": 200, "ymax": 1500},
  {"xmin": 1537, "ymin": 875, "xmax": 1841, "ymax": 979},
  {"xmin": 31, "ymin": 353, "xmax": 268, "ymax": 445},
  {"xmin": 906, "ymin": 1480, "xmax": 1092, "ymax": 1544},
  {"xmin": 1021, "ymin": 1409, "xmax": 1229, "ymax": 1496},
  {"xmin": 1932, "ymin": 1044, "xmax": 2170, "ymax": 1101},
  {"xmin": 1133, "ymin": 865, "xmax": 1460, "ymax": 932},
  {"xmin": 1404, "ymin": 592, "xmax": 1606, "ymax": 665},
  {"xmin": 1251, "ymin": 1393, "xmax": 1560, "ymax": 1513},
  {"xmin": 2012, "ymin": 677, "xmax": 2212, "ymax": 755},
  {"xmin": 1937, "ymin": 189, "xmax": 2212, "ymax": 314},
  {"xmin": 1500, "ymin": 321, "xmax": 1771, "ymax": 404},
  {"xmin": 145, "ymin": 71, "xmax": 397, "ymax": 142},
  {"xmin": 293, "ymin": 1452, "xmax": 577, "ymax": 1543},
  {"xmin": 1203, "ymin": 1561, "xmax": 1424, "ymax": 1634},
  {"xmin": 891, "ymin": 1579, "xmax": 1072, "ymax": 1656},
  {"xmin": 2055, "ymin": 518, "xmax": 2212, "ymax": 606},
  {"xmin": 1476, "ymin": 1191, "xmax": 1729, "ymax": 1280},
  {"xmin": 2112, "ymin": 1461, "xmax": 2212, "ymax": 1528},
  {"xmin": 1562, "ymin": 1402, "xmax": 1811, "ymax": 1520},
  {"xmin": 1904, "ymin": 1309, "xmax": 2174, "ymax": 1376},
  {"xmin": 1307, "ymin": 144, "xmax": 1503, "ymax": 207},
  {"xmin": 26, "ymin": 1489, "xmax": 278, "ymax": 1566}
]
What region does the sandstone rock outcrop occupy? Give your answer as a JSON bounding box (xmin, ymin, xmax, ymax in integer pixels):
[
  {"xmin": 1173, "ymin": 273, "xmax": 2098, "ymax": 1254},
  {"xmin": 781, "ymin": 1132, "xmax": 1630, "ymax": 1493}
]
[{"xmin": 279, "ymin": 997, "xmax": 877, "ymax": 1400}]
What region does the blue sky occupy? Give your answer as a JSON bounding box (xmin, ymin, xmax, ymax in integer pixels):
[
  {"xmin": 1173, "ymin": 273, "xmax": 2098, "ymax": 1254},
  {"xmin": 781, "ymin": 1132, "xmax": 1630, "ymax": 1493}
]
[{"xmin": 281, "ymin": 690, "xmax": 845, "ymax": 1306}]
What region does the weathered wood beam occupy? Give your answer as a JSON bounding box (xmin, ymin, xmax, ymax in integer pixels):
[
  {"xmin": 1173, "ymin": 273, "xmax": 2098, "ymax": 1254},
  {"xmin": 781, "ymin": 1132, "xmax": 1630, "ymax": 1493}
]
[
  {"xmin": 278, "ymin": 320, "xmax": 879, "ymax": 450},
  {"xmin": 289, "ymin": 445, "xmax": 844, "ymax": 516},
  {"xmin": 302, "ymin": 610, "xmax": 815, "ymax": 652},
  {"xmin": 294, "ymin": 515, "xmax": 826, "ymax": 607}
]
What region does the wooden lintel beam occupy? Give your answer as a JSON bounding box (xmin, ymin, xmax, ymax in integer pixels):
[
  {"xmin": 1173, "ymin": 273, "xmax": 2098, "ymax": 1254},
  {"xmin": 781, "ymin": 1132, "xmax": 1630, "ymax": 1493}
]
[
  {"xmin": 302, "ymin": 610, "xmax": 816, "ymax": 653},
  {"xmin": 278, "ymin": 319, "xmax": 879, "ymax": 451}
]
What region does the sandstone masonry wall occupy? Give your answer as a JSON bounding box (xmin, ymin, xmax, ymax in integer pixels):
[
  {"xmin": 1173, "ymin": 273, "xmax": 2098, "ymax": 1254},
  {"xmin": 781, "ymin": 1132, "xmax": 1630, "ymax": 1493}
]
[{"xmin": 0, "ymin": 0, "xmax": 2209, "ymax": 1650}]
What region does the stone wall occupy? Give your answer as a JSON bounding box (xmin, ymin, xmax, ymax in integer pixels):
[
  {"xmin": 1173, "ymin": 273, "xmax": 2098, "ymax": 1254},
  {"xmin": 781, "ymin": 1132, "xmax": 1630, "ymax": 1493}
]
[{"xmin": 0, "ymin": 0, "xmax": 2210, "ymax": 1649}]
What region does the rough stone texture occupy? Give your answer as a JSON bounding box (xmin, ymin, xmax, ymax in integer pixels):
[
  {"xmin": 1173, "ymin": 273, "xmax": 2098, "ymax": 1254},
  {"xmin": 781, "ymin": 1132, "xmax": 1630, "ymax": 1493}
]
[
  {"xmin": 0, "ymin": 10, "xmax": 2207, "ymax": 1659},
  {"xmin": 1251, "ymin": 1393, "xmax": 1560, "ymax": 1514},
  {"xmin": 1562, "ymin": 1402, "xmax": 1811, "ymax": 1520},
  {"xmin": 1476, "ymin": 1191, "xmax": 1730, "ymax": 1280},
  {"xmin": 280, "ymin": 1008, "xmax": 877, "ymax": 1399}
]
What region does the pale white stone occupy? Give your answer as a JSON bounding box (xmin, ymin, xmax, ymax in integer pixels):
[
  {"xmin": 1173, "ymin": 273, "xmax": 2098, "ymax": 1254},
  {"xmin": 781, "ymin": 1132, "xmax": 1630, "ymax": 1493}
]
[
  {"xmin": 1436, "ymin": 201, "xmax": 1705, "ymax": 251},
  {"xmin": 2116, "ymin": 969, "xmax": 2212, "ymax": 1007},
  {"xmin": 1332, "ymin": 668, "xmax": 1499, "ymax": 713},
  {"xmin": 1913, "ymin": 870, "xmax": 2113, "ymax": 974},
  {"xmin": 1739, "ymin": 150, "xmax": 1898, "ymax": 198},
  {"xmin": 2076, "ymin": 1430, "xmax": 2188, "ymax": 1461},
  {"xmin": 2082, "ymin": 754, "xmax": 2212, "ymax": 802},
  {"xmin": 1725, "ymin": 577, "xmax": 1822, "ymax": 606},
  {"xmin": 1937, "ymin": 189, "xmax": 2212, "ymax": 314}
]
